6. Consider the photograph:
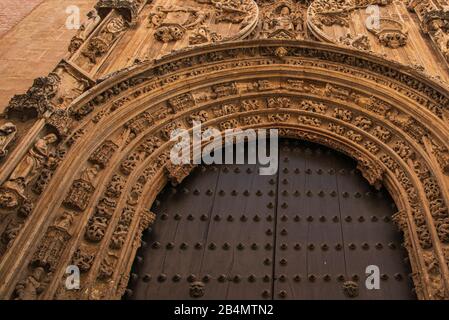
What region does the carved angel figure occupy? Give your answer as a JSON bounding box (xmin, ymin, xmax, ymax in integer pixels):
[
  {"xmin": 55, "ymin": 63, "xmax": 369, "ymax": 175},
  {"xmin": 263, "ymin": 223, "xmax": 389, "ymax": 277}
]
[{"xmin": 0, "ymin": 122, "xmax": 17, "ymax": 158}]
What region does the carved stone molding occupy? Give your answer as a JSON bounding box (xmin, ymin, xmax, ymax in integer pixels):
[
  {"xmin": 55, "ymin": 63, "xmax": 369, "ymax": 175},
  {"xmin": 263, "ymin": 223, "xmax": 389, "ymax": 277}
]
[
  {"xmin": 1, "ymin": 40, "xmax": 449, "ymax": 300},
  {"xmin": 95, "ymin": 0, "xmax": 147, "ymax": 24},
  {"xmin": 408, "ymin": 0, "xmax": 449, "ymax": 66}
]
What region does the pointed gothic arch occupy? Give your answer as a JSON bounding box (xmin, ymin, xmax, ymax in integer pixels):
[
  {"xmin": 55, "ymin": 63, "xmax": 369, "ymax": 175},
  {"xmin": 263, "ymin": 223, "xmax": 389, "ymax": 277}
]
[{"xmin": 1, "ymin": 40, "xmax": 449, "ymax": 300}]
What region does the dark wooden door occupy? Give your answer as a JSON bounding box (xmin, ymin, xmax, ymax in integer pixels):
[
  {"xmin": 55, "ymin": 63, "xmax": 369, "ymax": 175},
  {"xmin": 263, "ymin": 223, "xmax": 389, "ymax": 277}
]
[{"xmin": 126, "ymin": 140, "xmax": 415, "ymax": 300}]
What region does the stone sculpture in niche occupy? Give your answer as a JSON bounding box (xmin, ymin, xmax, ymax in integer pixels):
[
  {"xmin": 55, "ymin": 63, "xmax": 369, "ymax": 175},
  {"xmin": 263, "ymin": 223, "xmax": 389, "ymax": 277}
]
[
  {"xmin": 433, "ymin": 28, "xmax": 449, "ymax": 61},
  {"xmin": 0, "ymin": 122, "xmax": 17, "ymax": 158},
  {"xmin": 0, "ymin": 134, "xmax": 58, "ymax": 209},
  {"xmin": 260, "ymin": 2, "xmax": 305, "ymax": 39}
]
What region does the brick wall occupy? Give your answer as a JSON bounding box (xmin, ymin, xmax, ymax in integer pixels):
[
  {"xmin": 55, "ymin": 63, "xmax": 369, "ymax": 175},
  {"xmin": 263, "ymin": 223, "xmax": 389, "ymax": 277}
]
[
  {"xmin": 0, "ymin": 0, "xmax": 97, "ymax": 112},
  {"xmin": 0, "ymin": 0, "xmax": 44, "ymax": 37}
]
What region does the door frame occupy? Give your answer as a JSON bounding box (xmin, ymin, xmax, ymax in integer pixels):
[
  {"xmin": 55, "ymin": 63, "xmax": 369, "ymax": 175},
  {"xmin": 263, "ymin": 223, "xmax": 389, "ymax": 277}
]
[{"xmin": 1, "ymin": 40, "xmax": 448, "ymax": 300}]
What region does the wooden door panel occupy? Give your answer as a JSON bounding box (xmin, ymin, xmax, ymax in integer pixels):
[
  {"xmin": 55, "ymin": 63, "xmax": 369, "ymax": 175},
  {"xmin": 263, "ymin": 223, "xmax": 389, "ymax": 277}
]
[
  {"xmin": 132, "ymin": 166, "xmax": 220, "ymax": 300},
  {"xmin": 127, "ymin": 139, "xmax": 415, "ymax": 300},
  {"xmin": 198, "ymin": 162, "xmax": 276, "ymax": 300},
  {"xmin": 274, "ymin": 143, "xmax": 347, "ymax": 300}
]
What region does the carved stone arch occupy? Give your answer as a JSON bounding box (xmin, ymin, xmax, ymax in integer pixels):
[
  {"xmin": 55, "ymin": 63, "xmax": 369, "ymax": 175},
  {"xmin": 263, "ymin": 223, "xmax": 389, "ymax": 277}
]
[{"xmin": 2, "ymin": 40, "xmax": 449, "ymax": 300}]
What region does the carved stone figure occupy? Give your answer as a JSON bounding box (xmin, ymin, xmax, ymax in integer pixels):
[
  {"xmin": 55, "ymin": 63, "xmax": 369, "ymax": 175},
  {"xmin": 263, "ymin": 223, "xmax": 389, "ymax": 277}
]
[
  {"xmin": 72, "ymin": 248, "xmax": 95, "ymax": 273},
  {"xmin": 14, "ymin": 267, "xmax": 46, "ymax": 300},
  {"xmin": 260, "ymin": 2, "xmax": 305, "ymax": 39},
  {"xmin": 8, "ymin": 134, "xmax": 57, "ymax": 191},
  {"xmin": 0, "ymin": 134, "xmax": 57, "ymax": 209},
  {"xmin": 0, "ymin": 122, "xmax": 17, "ymax": 158},
  {"xmin": 69, "ymin": 10, "xmax": 101, "ymax": 54},
  {"xmin": 80, "ymin": 165, "xmax": 100, "ymax": 184}
]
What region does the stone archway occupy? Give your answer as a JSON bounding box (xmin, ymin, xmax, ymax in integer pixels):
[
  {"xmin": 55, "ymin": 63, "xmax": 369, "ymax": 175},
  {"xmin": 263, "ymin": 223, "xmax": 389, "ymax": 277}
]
[
  {"xmin": 125, "ymin": 138, "xmax": 417, "ymax": 300},
  {"xmin": 0, "ymin": 40, "xmax": 448, "ymax": 300}
]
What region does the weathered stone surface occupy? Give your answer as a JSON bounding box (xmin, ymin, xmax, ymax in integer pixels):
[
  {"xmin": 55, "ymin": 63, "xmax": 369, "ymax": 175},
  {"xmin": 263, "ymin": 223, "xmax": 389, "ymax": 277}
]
[{"xmin": 1, "ymin": 0, "xmax": 449, "ymax": 301}]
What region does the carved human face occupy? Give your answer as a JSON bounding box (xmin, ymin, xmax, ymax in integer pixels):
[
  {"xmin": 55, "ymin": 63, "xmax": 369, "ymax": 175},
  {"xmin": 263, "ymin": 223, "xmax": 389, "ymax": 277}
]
[
  {"xmin": 342, "ymin": 281, "xmax": 359, "ymax": 298},
  {"xmin": 33, "ymin": 267, "xmax": 46, "ymax": 281},
  {"xmin": 189, "ymin": 281, "xmax": 205, "ymax": 298},
  {"xmin": 0, "ymin": 189, "xmax": 19, "ymax": 209},
  {"xmin": 280, "ymin": 6, "xmax": 290, "ymax": 16},
  {"xmin": 44, "ymin": 134, "xmax": 58, "ymax": 144},
  {"xmin": 2, "ymin": 123, "xmax": 16, "ymax": 134}
]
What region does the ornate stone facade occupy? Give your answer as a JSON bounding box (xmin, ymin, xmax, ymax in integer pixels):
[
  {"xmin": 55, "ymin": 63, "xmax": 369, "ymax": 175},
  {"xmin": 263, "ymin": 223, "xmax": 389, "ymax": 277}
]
[{"xmin": 0, "ymin": 0, "xmax": 449, "ymax": 300}]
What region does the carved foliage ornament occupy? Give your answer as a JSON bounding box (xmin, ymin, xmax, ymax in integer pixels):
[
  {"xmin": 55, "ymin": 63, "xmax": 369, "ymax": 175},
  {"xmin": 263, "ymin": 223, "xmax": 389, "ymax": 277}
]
[
  {"xmin": 309, "ymin": 0, "xmax": 393, "ymax": 30},
  {"xmin": 81, "ymin": 15, "xmax": 128, "ymax": 65},
  {"xmin": 5, "ymin": 74, "xmax": 61, "ymax": 119},
  {"xmin": 148, "ymin": 5, "xmax": 209, "ymax": 43}
]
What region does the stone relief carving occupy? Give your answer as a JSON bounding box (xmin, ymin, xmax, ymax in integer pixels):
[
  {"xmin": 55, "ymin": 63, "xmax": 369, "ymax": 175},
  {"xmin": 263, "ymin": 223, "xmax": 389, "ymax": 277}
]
[
  {"xmin": 0, "ymin": 122, "xmax": 17, "ymax": 158},
  {"xmin": 69, "ymin": 10, "xmax": 101, "ymax": 54},
  {"xmin": 408, "ymin": 0, "xmax": 449, "ymax": 64},
  {"xmin": 366, "ymin": 18, "xmax": 408, "ymax": 48},
  {"xmin": 13, "ymin": 267, "xmax": 47, "ymax": 300},
  {"xmin": 5, "ymin": 74, "xmax": 61, "ymax": 120},
  {"xmin": 196, "ymin": 0, "xmax": 257, "ymax": 26},
  {"xmin": 258, "ymin": 1, "xmax": 306, "ymax": 40},
  {"xmin": 2, "ymin": 37, "xmax": 449, "ymax": 301},
  {"xmin": 148, "ymin": 5, "xmax": 209, "ymax": 43},
  {"xmin": 339, "ymin": 33, "xmax": 371, "ymax": 50},
  {"xmin": 308, "ymin": 0, "xmax": 392, "ymax": 31},
  {"xmin": 189, "ymin": 25, "xmax": 223, "ymax": 45},
  {"xmin": 0, "ymin": 134, "xmax": 58, "ymax": 209},
  {"xmin": 166, "ymin": 162, "xmax": 197, "ymax": 186},
  {"xmin": 72, "ymin": 247, "xmax": 95, "ymax": 273},
  {"xmin": 88, "ymin": 140, "xmax": 119, "ymax": 168},
  {"xmin": 80, "ymin": 15, "xmax": 128, "ymax": 66},
  {"xmin": 63, "ymin": 166, "xmax": 99, "ymax": 212}
]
